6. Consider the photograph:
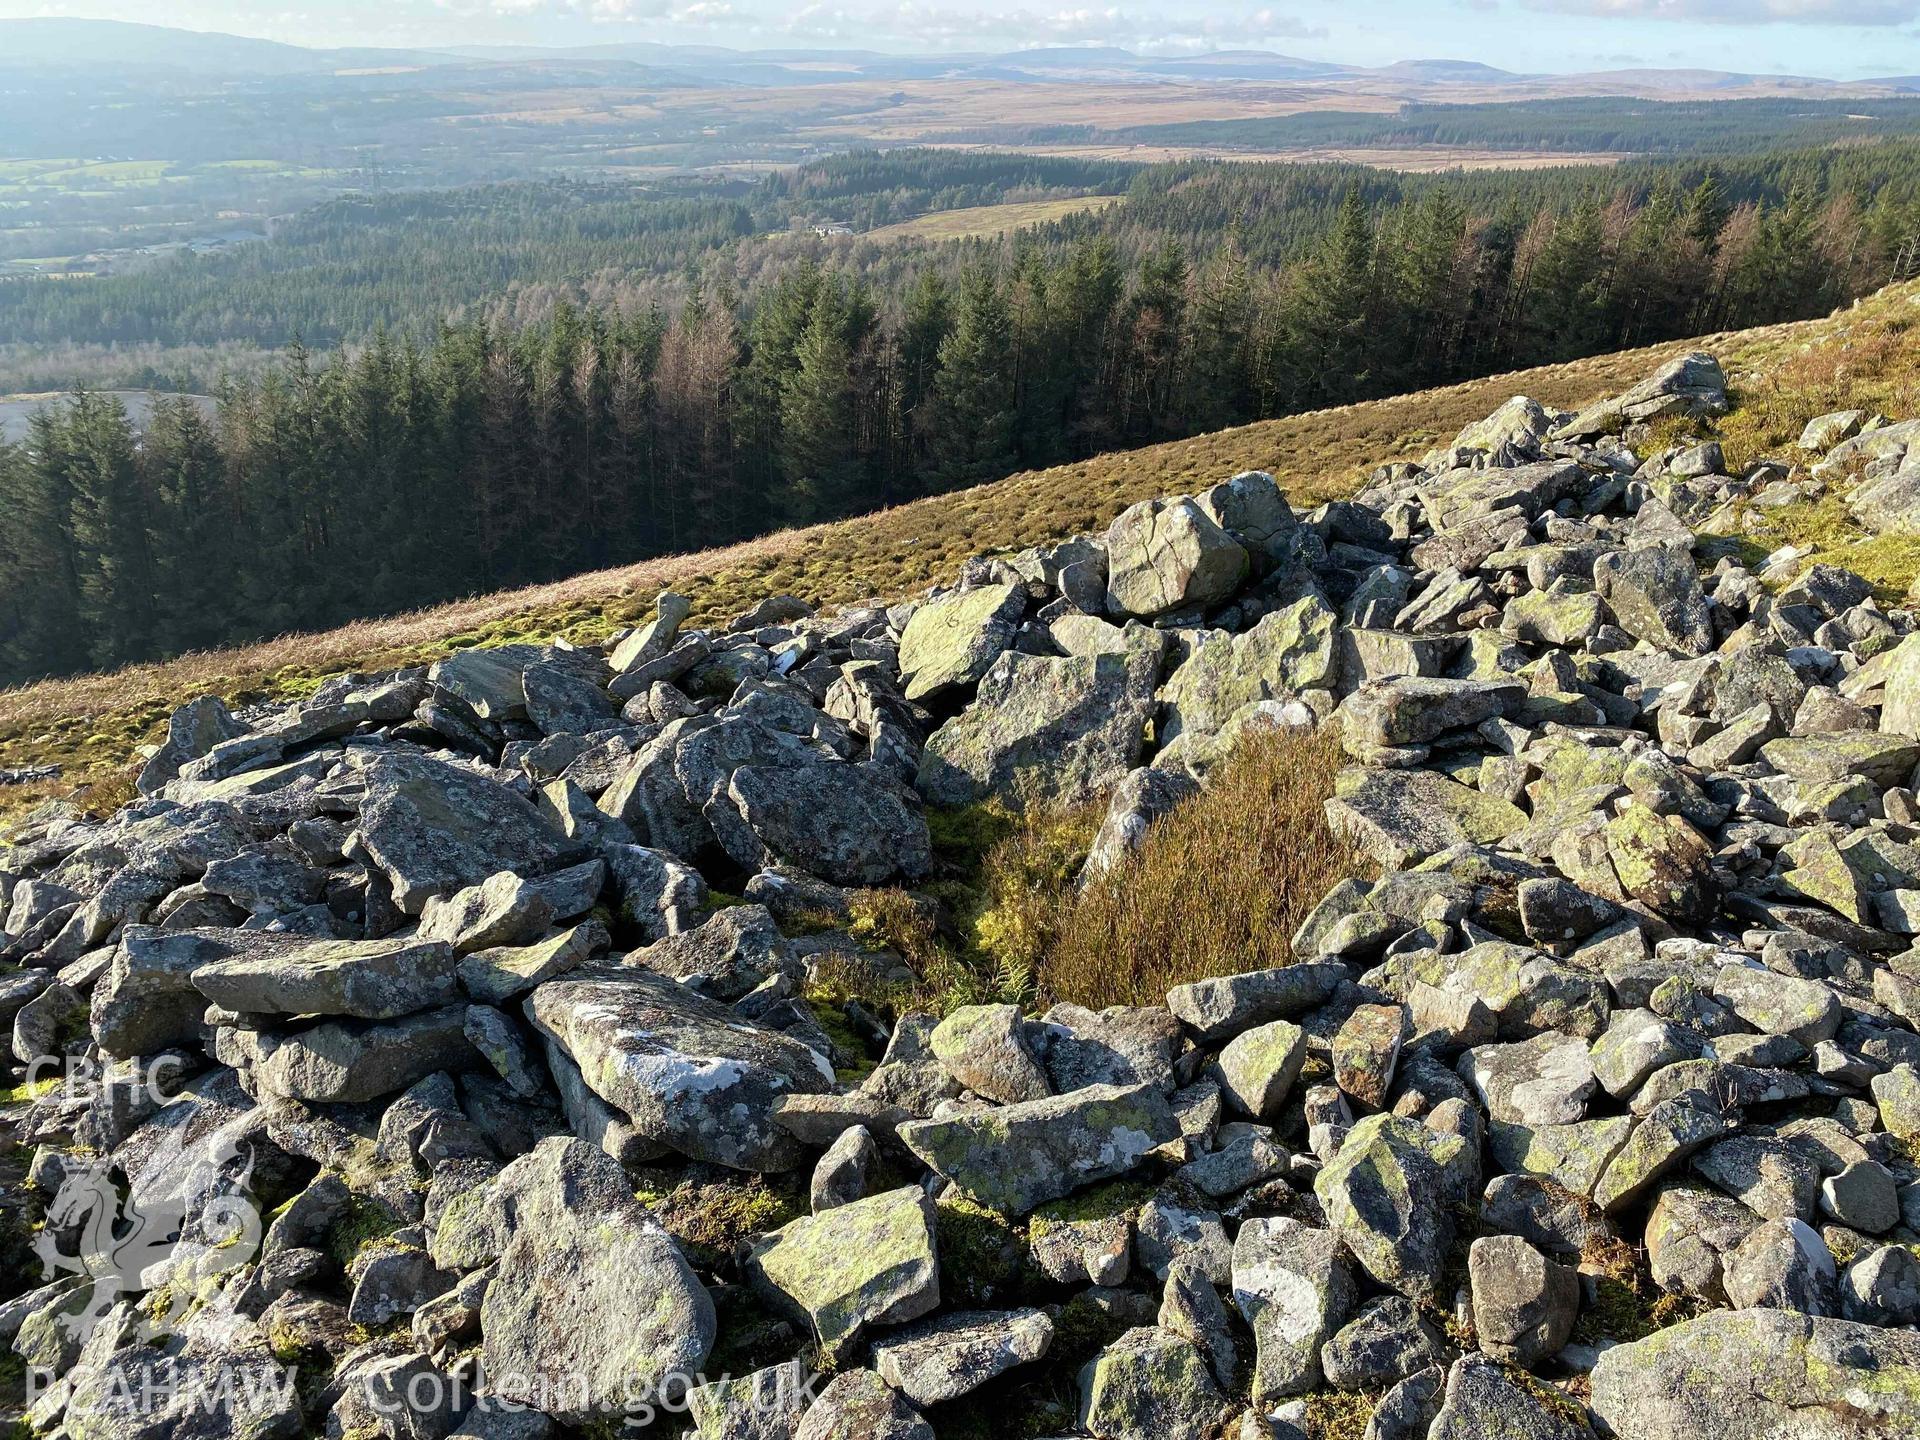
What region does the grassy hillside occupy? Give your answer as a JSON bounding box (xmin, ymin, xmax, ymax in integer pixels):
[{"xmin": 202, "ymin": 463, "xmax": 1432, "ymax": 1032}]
[{"xmin": 4, "ymin": 281, "xmax": 1918, "ymax": 822}]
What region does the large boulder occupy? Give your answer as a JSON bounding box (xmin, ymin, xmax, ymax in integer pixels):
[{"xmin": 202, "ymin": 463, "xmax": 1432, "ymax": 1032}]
[
  {"xmin": 1338, "ymin": 677, "xmax": 1526, "ymax": 760},
  {"xmin": 916, "ymin": 638, "xmax": 1162, "ymax": 809},
  {"xmin": 1077, "ymin": 1326, "xmax": 1228, "ymax": 1440},
  {"xmin": 1593, "ymin": 547, "xmax": 1714, "ymax": 656},
  {"xmin": 351, "ymin": 753, "xmax": 581, "ymax": 914},
  {"xmin": 481, "ymin": 1137, "xmax": 715, "ymax": 1423},
  {"xmin": 527, "ymin": 966, "xmax": 834, "ymax": 1171},
  {"xmin": 1157, "ymin": 594, "xmax": 1337, "ymax": 743},
  {"xmin": 1230, "ymin": 1215, "xmax": 1353, "ymax": 1401},
  {"xmin": 1325, "ymin": 766, "xmax": 1527, "ymax": 870},
  {"xmin": 897, "ymin": 583, "xmax": 1025, "ymax": 702},
  {"xmin": 1315, "ymin": 1114, "xmax": 1474, "ymax": 1303},
  {"xmin": 1196, "ymin": 471, "xmax": 1299, "ymax": 573},
  {"xmin": 212, "ymin": 1005, "xmax": 476, "ymax": 1103},
  {"xmin": 725, "ymin": 761, "xmax": 931, "ymax": 886},
  {"xmin": 1556, "ymin": 351, "xmax": 1727, "ymax": 438},
  {"xmin": 1104, "ymin": 496, "xmax": 1249, "ymax": 619},
  {"xmin": 1588, "ymin": 1307, "xmax": 1920, "ymax": 1440}
]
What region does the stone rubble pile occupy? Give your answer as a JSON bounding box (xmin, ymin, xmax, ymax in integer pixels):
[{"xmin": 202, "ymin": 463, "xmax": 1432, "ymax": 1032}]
[{"xmin": 4, "ymin": 348, "xmax": 1920, "ymax": 1439}]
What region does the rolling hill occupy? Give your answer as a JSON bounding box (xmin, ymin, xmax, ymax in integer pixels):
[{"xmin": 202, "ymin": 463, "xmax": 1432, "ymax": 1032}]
[{"xmin": 5, "ymin": 280, "xmax": 1917, "ymax": 822}]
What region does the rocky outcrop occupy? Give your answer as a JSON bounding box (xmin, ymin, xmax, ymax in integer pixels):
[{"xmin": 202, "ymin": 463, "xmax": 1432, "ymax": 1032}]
[{"xmin": 9, "ymin": 350, "xmax": 1920, "ymax": 1440}]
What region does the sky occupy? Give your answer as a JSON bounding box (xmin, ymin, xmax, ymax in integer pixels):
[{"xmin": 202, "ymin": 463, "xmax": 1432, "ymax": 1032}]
[{"xmin": 3, "ymin": 1, "xmax": 1920, "ymax": 78}]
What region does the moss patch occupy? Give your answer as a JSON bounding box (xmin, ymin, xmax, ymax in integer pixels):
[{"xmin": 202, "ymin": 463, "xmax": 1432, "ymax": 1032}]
[
  {"xmin": 638, "ymin": 1177, "xmax": 805, "ymax": 1272},
  {"xmin": 935, "ymin": 1194, "xmax": 1031, "ymax": 1307}
]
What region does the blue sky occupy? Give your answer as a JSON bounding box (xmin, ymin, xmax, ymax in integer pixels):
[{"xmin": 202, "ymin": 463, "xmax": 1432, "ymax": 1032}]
[{"xmin": 5, "ymin": 1, "xmax": 1920, "ymax": 78}]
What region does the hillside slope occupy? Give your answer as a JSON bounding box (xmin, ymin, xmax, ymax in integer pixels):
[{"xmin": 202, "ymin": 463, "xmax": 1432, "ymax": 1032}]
[{"xmin": 4, "ymin": 283, "xmax": 1918, "ymax": 819}]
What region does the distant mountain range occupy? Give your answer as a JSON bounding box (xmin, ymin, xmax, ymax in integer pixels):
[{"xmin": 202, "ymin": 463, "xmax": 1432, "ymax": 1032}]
[{"xmin": 5, "ymin": 17, "xmax": 1918, "ymax": 96}]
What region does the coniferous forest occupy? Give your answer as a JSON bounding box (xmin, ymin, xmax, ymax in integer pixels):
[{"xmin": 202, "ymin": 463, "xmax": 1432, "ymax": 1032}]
[{"xmin": 4, "ymin": 140, "xmax": 1920, "ymax": 685}]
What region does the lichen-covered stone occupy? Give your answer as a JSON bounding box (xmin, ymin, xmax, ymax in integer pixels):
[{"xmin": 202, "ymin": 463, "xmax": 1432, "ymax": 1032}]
[
  {"xmin": 481, "ymin": 1137, "xmax": 715, "ymax": 1422},
  {"xmin": 1588, "ymin": 1308, "xmax": 1920, "ymax": 1440},
  {"xmin": 1077, "ymin": 1326, "xmax": 1229, "ymax": 1440},
  {"xmin": 527, "ymin": 965, "xmax": 833, "ymax": 1171},
  {"xmin": 1229, "ymin": 1216, "xmax": 1353, "ymax": 1402},
  {"xmin": 1314, "ymin": 1113, "xmax": 1473, "ymax": 1303},
  {"xmin": 898, "ymin": 1082, "xmax": 1179, "ymax": 1215},
  {"xmin": 897, "ymin": 583, "xmax": 1025, "ymax": 702},
  {"xmin": 745, "ymin": 1184, "xmax": 939, "ymax": 1359}
]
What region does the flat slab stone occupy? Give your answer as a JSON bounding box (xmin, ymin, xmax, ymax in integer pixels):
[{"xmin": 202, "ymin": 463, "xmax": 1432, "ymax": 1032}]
[
  {"xmin": 897, "ymin": 1082, "xmax": 1179, "ymax": 1215},
  {"xmin": 1325, "ymin": 766, "xmax": 1526, "ymax": 870},
  {"xmin": 870, "ymin": 1307, "xmax": 1053, "ymax": 1405},
  {"xmin": 185, "ymin": 929, "xmax": 458, "ymax": 1019}
]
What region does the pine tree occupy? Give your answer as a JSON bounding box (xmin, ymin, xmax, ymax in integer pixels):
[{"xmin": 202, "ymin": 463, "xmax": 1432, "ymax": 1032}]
[
  {"xmin": 63, "ymin": 393, "xmax": 156, "ymax": 669},
  {"xmin": 927, "ymin": 268, "xmax": 1017, "ymax": 485},
  {"xmin": 1281, "ymin": 186, "xmax": 1377, "ymax": 405},
  {"xmin": 779, "ymin": 282, "xmax": 861, "ymax": 519}
]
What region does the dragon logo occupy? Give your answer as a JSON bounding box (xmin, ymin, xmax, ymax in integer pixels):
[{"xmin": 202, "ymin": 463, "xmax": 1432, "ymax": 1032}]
[{"xmin": 34, "ymin": 1128, "xmax": 264, "ymax": 1347}]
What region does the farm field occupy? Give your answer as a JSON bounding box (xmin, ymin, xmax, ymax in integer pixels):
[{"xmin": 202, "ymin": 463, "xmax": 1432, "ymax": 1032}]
[{"xmin": 865, "ymin": 195, "xmax": 1124, "ymax": 240}]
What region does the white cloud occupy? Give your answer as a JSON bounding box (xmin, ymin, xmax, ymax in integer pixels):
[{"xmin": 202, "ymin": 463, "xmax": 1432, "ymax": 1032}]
[
  {"xmin": 461, "ymin": 0, "xmax": 673, "ymax": 20},
  {"xmin": 786, "ymin": 4, "xmax": 1326, "ymax": 51},
  {"xmin": 1523, "ymin": 0, "xmax": 1920, "ymax": 24}
]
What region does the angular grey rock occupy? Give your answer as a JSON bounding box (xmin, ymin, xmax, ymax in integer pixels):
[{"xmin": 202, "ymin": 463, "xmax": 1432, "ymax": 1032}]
[
  {"xmin": 1157, "ymin": 595, "xmax": 1336, "ymax": 743},
  {"xmin": 1211, "ymin": 1018, "xmax": 1307, "ymax": 1121},
  {"xmin": 1230, "ymin": 1215, "xmax": 1354, "ymax": 1401},
  {"xmin": 1467, "ymin": 1235, "xmax": 1578, "ymax": 1368},
  {"xmin": 187, "ymin": 929, "xmax": 459, "ymax": 1019},
  {"xmin": 1712, "ymin": 962, "xmax": 1841, "ymax": 1048},
  {"xmin": 726, "ymin": 760, "xmax": 932, "ymax": 886},
  {"xmin": 810, "ymin": 1123, "xmax": 876, "ymax": 1213},
  {"xmin": 898, "ymin": 1082, "xmax": 1179, "ymax": 1215},
  {"xmin": 1721, "ymin": 1217, "xmax": 1837, "ymax": 1314},
  {"xmin": 1326, "ymin": 766, "xmax": 1528, "ymax": 870},
  {"xmin": 1315, "ymin": 1114, "xmax": 1473, "ymax": 1303},
  {"xmin": 1338, "ymin": 676, "xmax": 1526, "ymax": 758},
  {"xmin": 214, "ymin": 1004, "xmax": 476, "ymax": 1103},
  {"xmin": 1158, "ymin": 1257, "xmax": 1237, "ymax": 1389},
  {"xmin": 1427, "ymin": 1355, "xmax": 1588, "ymax": 1440},
  {"xmin": 602, "ymin": 843, "xmax": 707, "ymax": 943},
  {"xmin": 138, "ymin": 694, "xmax": 250, "ymax": 796},
  {"xmin": 1104, "ymin": 495, "xmax": 1249, "ymax": 618},
  {"xmin": 930, "ymin": 1003, "xmax": 1051, "ymax": 1104},
  {"xmin": 1196, "ymin": 470, "xmax": 1298, "ymax": 570},
  {"xmin": 481, "ymin": 1137, "xmax": 715, "ymax": 1423},
  {"xmin": 685, "ymin": 1361, "xmax": 810, "ymax": 1440},
  {"xmin": 1037, "ymin": 1003, "xmax": 1183, "ymax": 1092},
  {"xmin": 353, "ymin": 754, "xmax": 579, "ymax": 915},
  {"xmin": 634, "ymin": 903, "xmax": 789, "ymax": 1002},
  {"xmin": 1319, "ymin": 1295, "xmax": 1452, "ymax": 1392},
  {"xmin": 527, "ymin": 965, "xmax": 833, "ymax": 1171},
  {"xmin": 1841, "ymin": 1244, "xmax": 1920, "ymax": 1327},
  {"xmin": 870, "ymin": 1307, "xmax": 1053, "ymax": 1405},
  {"xmin": 1166, "ymin": 961, "xmax": 1347, "ymax": 1044},
  {"xmin": 418, "ymin": 871, "xmax": 556, "ymax": 954},
  {"xmin": 1077, "ymin": 1326, "xmax": 1228, "ymax": 1440},
  {"xmin": 793, "ymin": 1369, "xmax": 933, "ymax": 1440},
  {"xmin": 1461, "ymin": 1033, "xmax": 1596, "ymax": 1127},
  {"xmin": 745, "ymin": 1184, "xmax": 939, "ymax": 1358},
  {"xmin": 458, "ymin": 921, "xmax": 607, "ymax": 1006},
  {"xmin": 917, "ymin": 640, "xmax": 1161, "ymax": 810},
  {"xmin": 1588, "ymin": 1308, "xmax": 1920, "ymax": 1440},
  {"xmin": 1594, "ymin": 545, "xmax": 1715, "ymax": 655},
  {"xmin": 897, "ymin": 582, "xmax": 1025, "ymax": 702}
]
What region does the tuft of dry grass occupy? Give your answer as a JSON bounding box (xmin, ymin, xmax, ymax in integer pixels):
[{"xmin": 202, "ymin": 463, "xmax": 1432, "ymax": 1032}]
[{"xmin": 1037, "ymin": 726, "xmax": 1367, "ymax": 1009}]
